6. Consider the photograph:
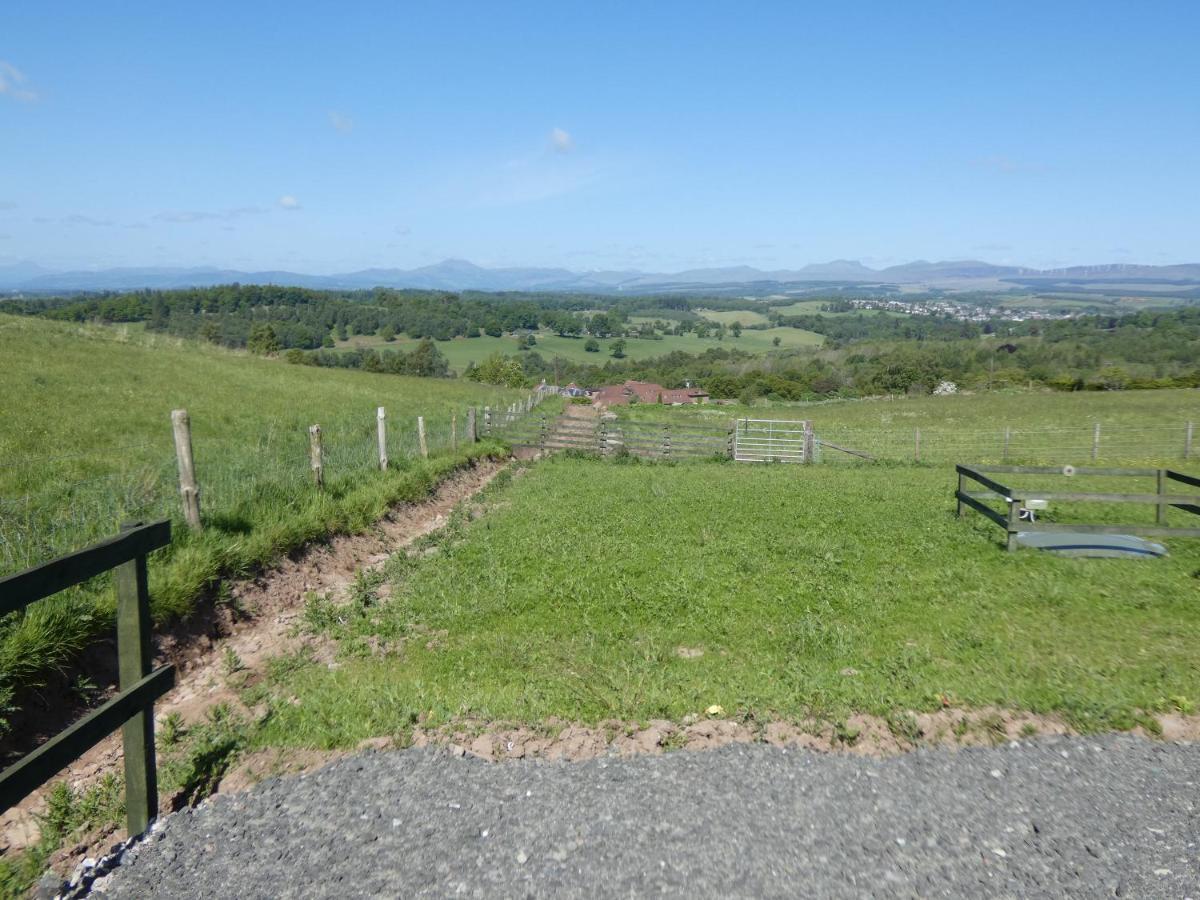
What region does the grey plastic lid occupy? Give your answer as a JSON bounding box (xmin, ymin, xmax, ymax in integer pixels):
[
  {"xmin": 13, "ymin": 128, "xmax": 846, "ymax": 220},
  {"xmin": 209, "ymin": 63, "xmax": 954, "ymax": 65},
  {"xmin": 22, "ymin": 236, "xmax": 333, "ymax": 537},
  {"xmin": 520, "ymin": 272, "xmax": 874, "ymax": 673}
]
[{"xmin": 1015, "ymin": 532, "xmax": 1168, "ymax": 558}]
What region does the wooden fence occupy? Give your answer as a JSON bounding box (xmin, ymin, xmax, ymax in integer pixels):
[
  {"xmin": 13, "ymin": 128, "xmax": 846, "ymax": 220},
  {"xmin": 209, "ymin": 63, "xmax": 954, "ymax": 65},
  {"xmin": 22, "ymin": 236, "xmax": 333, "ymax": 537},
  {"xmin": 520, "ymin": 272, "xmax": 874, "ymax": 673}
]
[
  {"xmin": 0, "ymin": 520, "xmax": 175, "ymax": 835},
  {"xmin": 955, "ymin": 464, "xmax": 1200, "ymax": 551}
]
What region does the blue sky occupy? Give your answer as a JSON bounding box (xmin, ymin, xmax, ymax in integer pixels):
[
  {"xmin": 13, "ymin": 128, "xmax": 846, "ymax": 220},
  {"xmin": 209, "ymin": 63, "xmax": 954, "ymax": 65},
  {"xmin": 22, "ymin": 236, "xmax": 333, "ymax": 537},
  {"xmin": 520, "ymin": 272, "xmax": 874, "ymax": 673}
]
[{"xmin": 1, "ymin": 1, "xmax": 1198, "ymax": 273}]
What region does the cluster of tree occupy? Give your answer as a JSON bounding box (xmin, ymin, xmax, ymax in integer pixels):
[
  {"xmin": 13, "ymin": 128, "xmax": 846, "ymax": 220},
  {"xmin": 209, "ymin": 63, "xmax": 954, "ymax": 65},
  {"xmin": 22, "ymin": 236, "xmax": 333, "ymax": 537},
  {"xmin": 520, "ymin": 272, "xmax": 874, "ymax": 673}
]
[
  {"xmin": 462, "ymin": 307, "xmax": 1200, "ymax": 399},
  {"xmin": 284, "ymin": 337, "xmax": 451, "ymax": 378}
]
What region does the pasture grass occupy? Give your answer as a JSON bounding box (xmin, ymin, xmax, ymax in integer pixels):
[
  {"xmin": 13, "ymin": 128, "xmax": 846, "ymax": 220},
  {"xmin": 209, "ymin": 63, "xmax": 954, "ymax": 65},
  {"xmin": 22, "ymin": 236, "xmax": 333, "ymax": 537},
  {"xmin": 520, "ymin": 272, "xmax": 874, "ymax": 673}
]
[
  {"xmin": 251, "ymin": 456, "xmax": 1200, "ymax": 748},
  {"xmin": 338, "ymin": 325, "xmax": 823, "ymax": 371},
  {"xmin": 696, "ymin": 309, "xmax": 771, "ymax": 327},
  {"xmin": 0, "ymin": 315, "xmax": 520, "ymax": 720},
  {"xmin": 767, "ymin": 299, "xmax": 897, "ymax": 317}
]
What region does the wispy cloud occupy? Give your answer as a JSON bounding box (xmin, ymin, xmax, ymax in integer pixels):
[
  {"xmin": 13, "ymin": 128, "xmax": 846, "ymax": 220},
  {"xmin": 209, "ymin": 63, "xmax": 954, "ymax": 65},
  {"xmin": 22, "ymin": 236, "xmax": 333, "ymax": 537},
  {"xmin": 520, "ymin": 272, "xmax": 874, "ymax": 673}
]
[
  {"xmin": 278, "ymin": 195, "xmax": 301, "ymax": 210},
  {"xmin": 154, "ymin": 206, "xmax": 268, "ymax": 223},
  {"xmin": 0, "ymin": 61, "xmax": 37, "ymax": 102},
  {"xmin": 972, "ymin": 242, "xmax": 1012, "ymax": 252},
  {"xmin": 329, "ymin": 111, "xmax": 353, "ymax": 134},
  {"xmin": 970, "ymin": 155, "xmax": 1046, "ymax": 175},
  {"xmin": 62, "ymin": 214, "xmax": 115, "ymax": 227},
  {"xmin": 0, "ymin": 201, "xmax": 16, "ymax": 211},
  {"xmin": 549, "ymin": 127, "xmax": 575, "ymax": 153}
]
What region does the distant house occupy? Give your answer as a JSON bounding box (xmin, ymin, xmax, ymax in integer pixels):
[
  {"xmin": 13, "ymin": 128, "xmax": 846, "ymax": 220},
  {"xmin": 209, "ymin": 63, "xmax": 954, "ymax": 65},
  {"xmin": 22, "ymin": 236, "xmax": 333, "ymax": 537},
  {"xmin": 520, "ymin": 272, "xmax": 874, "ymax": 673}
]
[
  {"xmin": 562, "ymin": 382, "xmax": 589, "ymax": 398},
  {"xmin": 592, "ymin": 380, "xmax": 708, "ymax": 407}
]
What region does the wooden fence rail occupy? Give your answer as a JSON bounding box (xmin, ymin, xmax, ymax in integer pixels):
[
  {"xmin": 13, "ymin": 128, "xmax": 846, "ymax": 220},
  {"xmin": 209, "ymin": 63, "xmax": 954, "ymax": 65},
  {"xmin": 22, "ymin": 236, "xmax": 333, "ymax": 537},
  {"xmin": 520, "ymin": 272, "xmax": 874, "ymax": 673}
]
[
  {"xmin": 955, "ymin": 464, "xmax": 1200, "ymax": 551},
  {"xmin": 0, "ymin": 520, "xmax": 175, "ymax": 836}
]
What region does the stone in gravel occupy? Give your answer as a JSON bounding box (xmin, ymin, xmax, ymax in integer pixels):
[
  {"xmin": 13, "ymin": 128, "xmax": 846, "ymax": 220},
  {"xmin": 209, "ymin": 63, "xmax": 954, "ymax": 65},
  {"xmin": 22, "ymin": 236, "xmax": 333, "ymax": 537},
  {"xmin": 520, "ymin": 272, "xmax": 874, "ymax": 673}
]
[
  {"xmin": 468, "ymin": 736, "xmax": 494, "ymax": 760},
  {"xmin": 34, "ymin": 872, "xmax": 62, "ymax": 900}
]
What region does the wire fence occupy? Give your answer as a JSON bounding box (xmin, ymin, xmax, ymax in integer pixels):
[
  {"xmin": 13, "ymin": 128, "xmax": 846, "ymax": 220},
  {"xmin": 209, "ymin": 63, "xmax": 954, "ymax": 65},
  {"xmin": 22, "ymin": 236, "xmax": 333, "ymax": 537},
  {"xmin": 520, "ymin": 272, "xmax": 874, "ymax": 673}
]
[
  {"xmin": 2, "ymin": 397, "xmax": 1193, "ymax": 575},
  {"xmin": 0, "ymin": 397, "xmax": 532, "ymax": 578},
  {"xmin": 813, "ymin": 422, "xmax": 1195, "ymax": 465}
]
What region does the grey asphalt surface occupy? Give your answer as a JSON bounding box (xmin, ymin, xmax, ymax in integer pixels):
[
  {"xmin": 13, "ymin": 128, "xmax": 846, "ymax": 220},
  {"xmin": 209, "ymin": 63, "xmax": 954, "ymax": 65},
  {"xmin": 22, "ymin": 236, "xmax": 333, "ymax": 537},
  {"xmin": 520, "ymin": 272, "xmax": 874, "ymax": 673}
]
[{"xmin": 97, "ymin": 736, "xmax": 1199, "ymax": 898}]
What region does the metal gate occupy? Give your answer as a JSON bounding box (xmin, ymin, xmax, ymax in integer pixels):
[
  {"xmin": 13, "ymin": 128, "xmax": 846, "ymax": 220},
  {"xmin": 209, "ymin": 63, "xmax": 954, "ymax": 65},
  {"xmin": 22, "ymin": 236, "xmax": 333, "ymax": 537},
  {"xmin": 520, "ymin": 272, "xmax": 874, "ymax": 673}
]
[{"xmin": 733, "ymin": 418, "xmax": 813, "ymax": 463}]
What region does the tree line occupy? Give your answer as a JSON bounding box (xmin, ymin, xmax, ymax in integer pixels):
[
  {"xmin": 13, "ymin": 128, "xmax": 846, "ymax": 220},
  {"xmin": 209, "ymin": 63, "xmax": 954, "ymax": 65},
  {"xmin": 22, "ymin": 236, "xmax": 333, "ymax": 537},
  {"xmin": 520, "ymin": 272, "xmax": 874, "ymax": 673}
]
[{"xmin": 5, "ymin": 284, "xmax": 1198, "ymax": 398}]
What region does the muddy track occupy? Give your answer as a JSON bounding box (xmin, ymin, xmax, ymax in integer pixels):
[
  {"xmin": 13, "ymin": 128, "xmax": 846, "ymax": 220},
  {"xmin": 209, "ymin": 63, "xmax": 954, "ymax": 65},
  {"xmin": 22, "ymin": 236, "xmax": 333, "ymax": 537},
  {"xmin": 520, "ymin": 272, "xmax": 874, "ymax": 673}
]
[{"xmin": 0, "ymin": 457, "xmax": 510, "ymax": 858}]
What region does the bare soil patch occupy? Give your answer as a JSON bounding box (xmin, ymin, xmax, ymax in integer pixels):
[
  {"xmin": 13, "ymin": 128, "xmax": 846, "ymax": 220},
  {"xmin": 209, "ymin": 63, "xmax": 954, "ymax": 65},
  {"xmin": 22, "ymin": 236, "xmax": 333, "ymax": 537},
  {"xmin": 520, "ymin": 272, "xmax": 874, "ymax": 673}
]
[
  {"xmin": 0, "ymin": 458, "xmax": 508, "ymax": 860},
  {"xmin": 401, "ymin": 706, "xmax": 1196, "ymax": 763}
]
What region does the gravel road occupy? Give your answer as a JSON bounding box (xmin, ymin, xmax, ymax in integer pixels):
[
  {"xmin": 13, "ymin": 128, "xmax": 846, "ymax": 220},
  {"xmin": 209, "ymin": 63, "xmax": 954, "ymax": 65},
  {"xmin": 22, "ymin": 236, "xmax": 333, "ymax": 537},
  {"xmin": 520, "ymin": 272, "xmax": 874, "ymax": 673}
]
[{"xmin": 95, "ymin": 736, "xmax": 1199, "ymax": 898}]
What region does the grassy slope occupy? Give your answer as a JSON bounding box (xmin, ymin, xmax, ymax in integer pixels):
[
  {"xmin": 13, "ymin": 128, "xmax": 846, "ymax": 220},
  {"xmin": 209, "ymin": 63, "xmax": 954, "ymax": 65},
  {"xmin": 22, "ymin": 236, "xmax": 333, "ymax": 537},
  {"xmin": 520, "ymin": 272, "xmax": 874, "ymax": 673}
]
[
  {"xmin": 337, "ymin": 325, "xmax": 823, "ymax": 371},
  {"xmin": 0, "ymin": 315, "xmax": 519, "ymax": 698},
  {"xmin": 254, "ymin": 456, "xmax": 1200, "ymax": 747}
]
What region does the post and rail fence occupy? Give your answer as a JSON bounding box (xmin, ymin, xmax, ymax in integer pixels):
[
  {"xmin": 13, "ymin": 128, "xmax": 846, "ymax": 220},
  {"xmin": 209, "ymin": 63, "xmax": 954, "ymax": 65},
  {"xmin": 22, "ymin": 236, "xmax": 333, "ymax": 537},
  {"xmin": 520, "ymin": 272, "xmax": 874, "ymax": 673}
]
[
  {"xmin": 955, "ymin": 464, "xmax": 1200, "ymax": 551},
  {"xmin": 0, "ymin": 520, "xmax": 175, "ymax": 835}
]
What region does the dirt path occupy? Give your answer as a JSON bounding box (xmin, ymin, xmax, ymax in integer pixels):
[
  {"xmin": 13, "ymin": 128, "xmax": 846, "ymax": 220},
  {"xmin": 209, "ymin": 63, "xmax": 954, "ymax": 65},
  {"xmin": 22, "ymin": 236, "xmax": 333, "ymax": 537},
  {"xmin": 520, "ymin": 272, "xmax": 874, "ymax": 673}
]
[{"xmin": 0, "ymin": 457, "xmax": 509, "ymax": 859}]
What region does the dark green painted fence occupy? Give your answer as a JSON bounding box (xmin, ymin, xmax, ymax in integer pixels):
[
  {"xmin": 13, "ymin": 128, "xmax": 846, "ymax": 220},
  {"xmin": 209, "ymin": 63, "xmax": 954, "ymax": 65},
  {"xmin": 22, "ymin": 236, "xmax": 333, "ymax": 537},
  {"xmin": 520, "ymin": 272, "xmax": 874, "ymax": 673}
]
[{"xmin": 0, "ymin": 520, "xmax": 175, "ymax": 836}]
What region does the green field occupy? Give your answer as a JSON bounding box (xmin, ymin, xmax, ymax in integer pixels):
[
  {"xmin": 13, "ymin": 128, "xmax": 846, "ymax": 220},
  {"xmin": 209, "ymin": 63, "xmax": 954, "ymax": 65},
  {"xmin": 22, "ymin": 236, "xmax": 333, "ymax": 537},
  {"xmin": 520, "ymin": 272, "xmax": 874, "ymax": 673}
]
[
  {"xmin": 697, "ymin": 309, "xmax": 771, "ymax": 327},
  {"xmin": 338, "ymin": 325, "xmax": 823, "ymax": 371},
  {"xmin": 253, "ymin": 456, "xmax": 1200, "ymax": 748},
  {"xmin": 768, "ymin": 299, "xmax": 896, "ymax": 317},
  {"xmin": 0, "ymin": 315, "xmax": 519, "ymax": 706}
]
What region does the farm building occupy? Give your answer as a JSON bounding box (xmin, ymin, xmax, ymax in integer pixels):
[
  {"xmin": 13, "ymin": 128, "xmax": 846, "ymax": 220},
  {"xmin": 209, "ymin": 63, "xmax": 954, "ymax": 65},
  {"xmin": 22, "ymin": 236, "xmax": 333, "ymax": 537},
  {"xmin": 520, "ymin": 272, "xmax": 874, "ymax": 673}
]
[{"xmin": 593, "ymin": 380, "xmax": 709, "ymax": 407}]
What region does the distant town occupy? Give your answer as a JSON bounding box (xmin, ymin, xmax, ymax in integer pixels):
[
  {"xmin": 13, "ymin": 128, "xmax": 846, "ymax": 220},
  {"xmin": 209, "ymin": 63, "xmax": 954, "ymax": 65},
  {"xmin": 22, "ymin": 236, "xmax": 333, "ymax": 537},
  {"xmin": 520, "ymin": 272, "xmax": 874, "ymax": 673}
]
[{"xmin": 824, "ymin": 297, "xmax": 1086, "ymax": 323}]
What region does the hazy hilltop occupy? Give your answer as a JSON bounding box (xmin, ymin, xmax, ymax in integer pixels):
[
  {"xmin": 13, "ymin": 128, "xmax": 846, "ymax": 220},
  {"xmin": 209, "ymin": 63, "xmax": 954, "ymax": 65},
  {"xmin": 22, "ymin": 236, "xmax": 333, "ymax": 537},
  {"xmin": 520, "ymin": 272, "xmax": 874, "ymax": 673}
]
[{"xmin": 4, "ymin": 258, "xmax": 1200, "ymax": 294}]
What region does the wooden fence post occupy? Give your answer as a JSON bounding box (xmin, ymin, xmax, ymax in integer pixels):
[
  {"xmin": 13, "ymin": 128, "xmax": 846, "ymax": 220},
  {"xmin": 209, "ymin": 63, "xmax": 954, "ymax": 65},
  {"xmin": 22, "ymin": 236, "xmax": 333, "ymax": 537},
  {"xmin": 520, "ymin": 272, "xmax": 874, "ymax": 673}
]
[
  {"xmin": 417, "ymin": 417, "xmax": 428, "ymax": 459},
  {"xmin": 1186, "ymin": 422, "xmax": 1194, "ymax": 460},
  {"xmin": 1156, "ymin": 468, "xmax": 1167, "ymax": 525},
  {"xmin": 115, "ymin": 523, "xmax": 157, "ymax": 835},
  {"xmin": 539, "ymin": 414, "xmax": 548, "ymax": 452},
  {"xmin": 914, "ymin": 428, "xmax": 921, "ymax": 463},
  {"xmin": 1092, "ymin": 423, "xmax": 1101, "ymax": 460},
  {"xmin": 467, "ymin": 408, "xmax": 477, "ymax": 443},
  {"xmin": 727, "ymin": 424, "xmax": 735, "ymax": 459},
  {"xmin": 451, "ymin": 411, "xmax": 458, "ymax": 451},
  {"xmin": 802, "ymin": 420, "xmax": 815, "ymax": 464},
  {"xmin": 376, "ymin": 407, "xmax": 388, "ymax": 471},
  {"xmin": 662, "ymin": 424, "xmax": 671, "ymax": 459},
  {"xmin": 483, "ymin": 406, "xmax": 492, "ymax": 435},
  {"xmin": 1003, "ymin": 426, "xmax": 1011, "ymax": 462},
  {"xmin": 170, "ymin": 410, "xmax": 202, "ymax": 532},
  {"xmin": 599, "ymin": 419, "xmax": 608, "ymax": 455},
  {"xmin": 309, "ymin": 425, "xmax": 323, "ymax": 487}
]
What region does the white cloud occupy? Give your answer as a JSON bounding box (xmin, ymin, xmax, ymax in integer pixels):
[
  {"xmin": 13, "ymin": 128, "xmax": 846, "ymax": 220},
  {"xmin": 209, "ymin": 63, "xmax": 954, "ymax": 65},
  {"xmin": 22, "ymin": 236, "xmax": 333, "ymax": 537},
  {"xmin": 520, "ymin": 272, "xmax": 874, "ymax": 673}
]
[
  {"xmin": 329, "ymin": 111, "xmax": 353, "ymax": 133},
  {"xmin": 278, "ymin": 195, "xmax": 301, "ymax": 210},
  {"xmin": 550, "ymin": 127, "xmax": 574, "ymax": 153},
  {"xmin": 0, "ymin": 62, "xmax": 37, "ymax": 102},
  {"xmin": 0, "ymin": 201, "xmax": 16, "ymax": 210}
]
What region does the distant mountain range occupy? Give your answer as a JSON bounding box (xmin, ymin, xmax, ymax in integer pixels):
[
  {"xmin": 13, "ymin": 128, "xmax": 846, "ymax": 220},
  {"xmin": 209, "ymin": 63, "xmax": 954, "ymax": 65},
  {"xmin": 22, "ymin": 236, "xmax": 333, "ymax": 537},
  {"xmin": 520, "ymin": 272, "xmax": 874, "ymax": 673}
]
[{"xmin": 2, "ymin": 258, "xmax": 1199, "ymax": 294}]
